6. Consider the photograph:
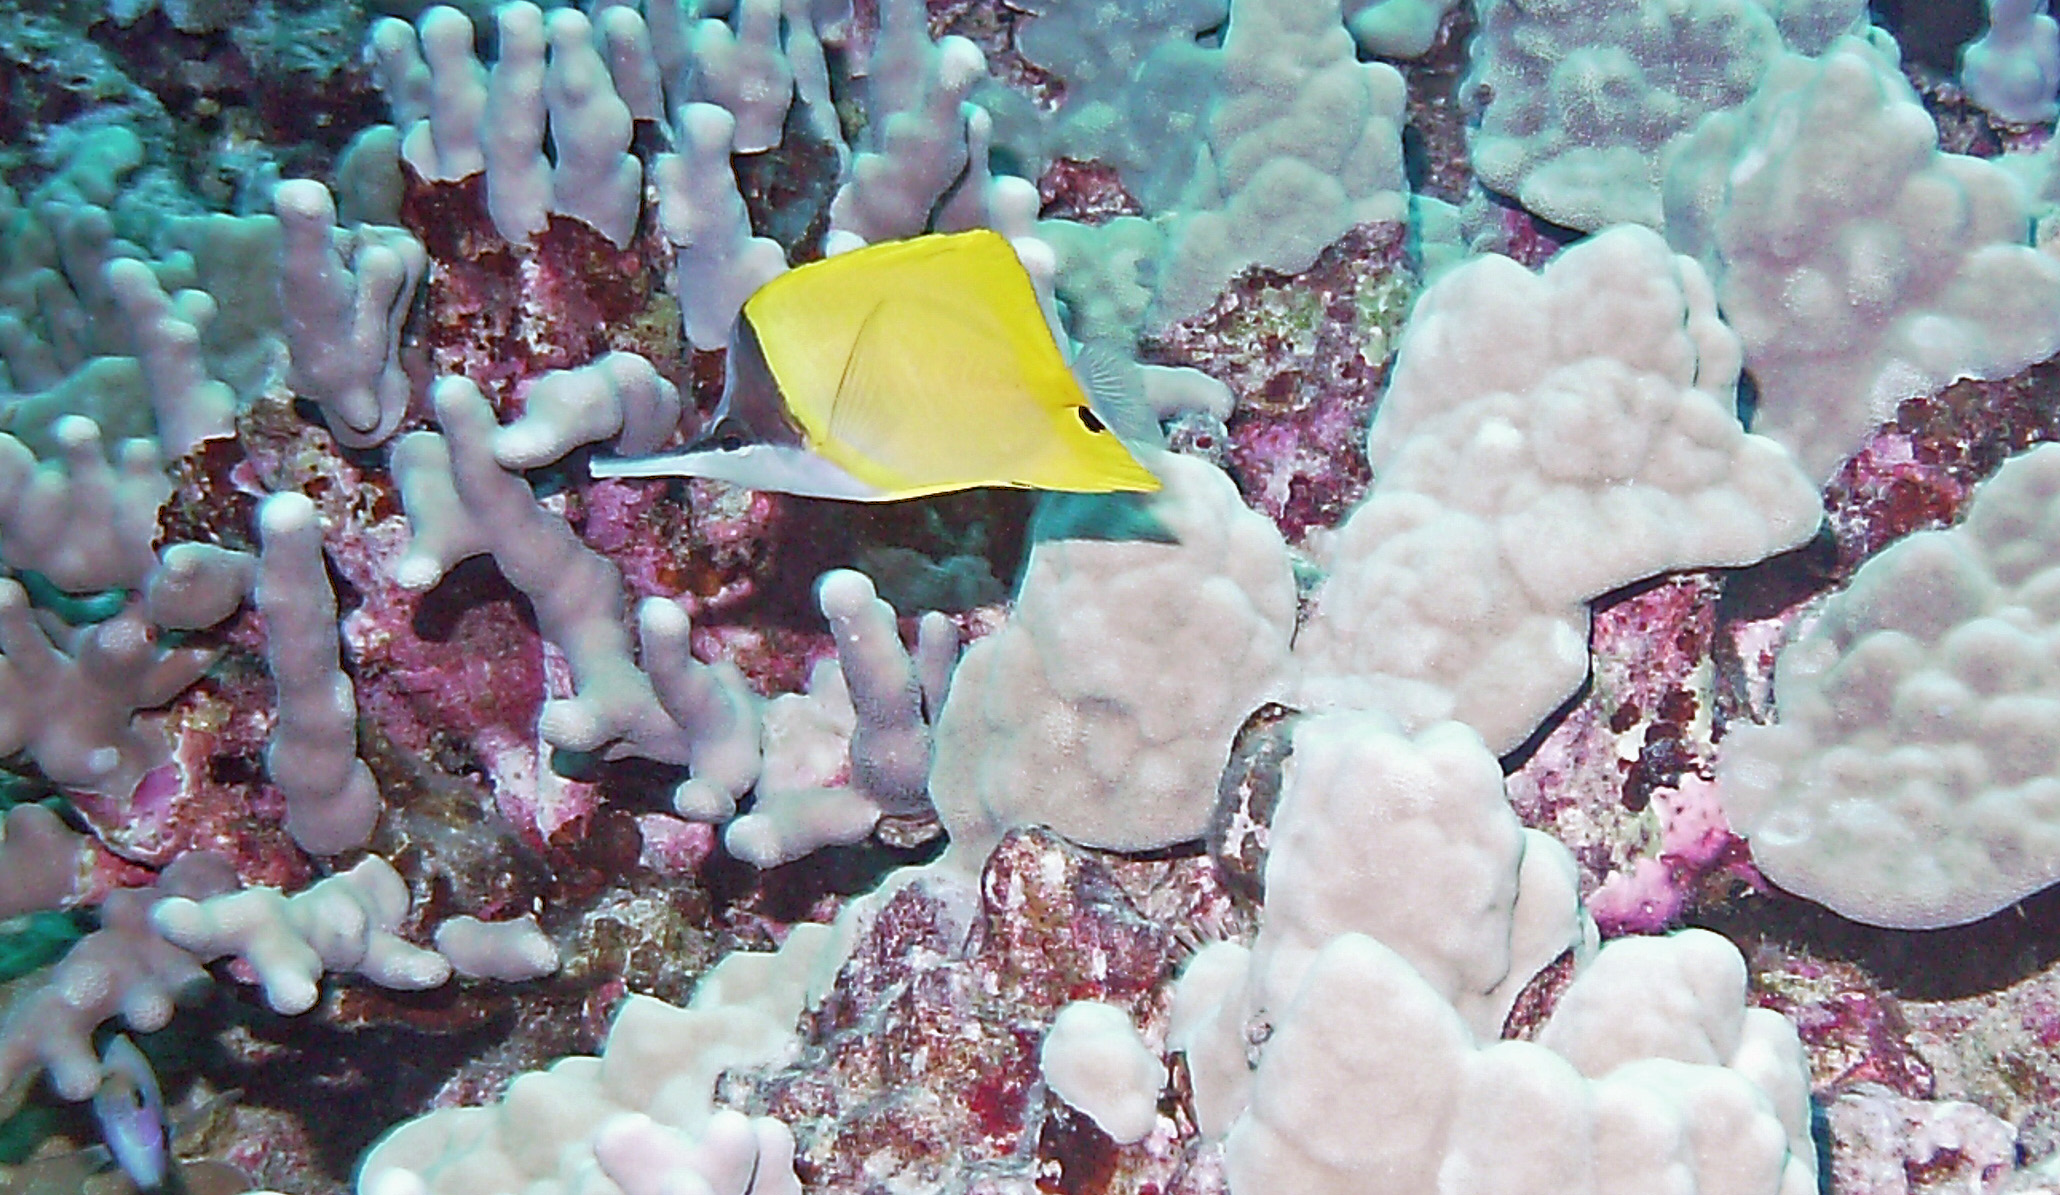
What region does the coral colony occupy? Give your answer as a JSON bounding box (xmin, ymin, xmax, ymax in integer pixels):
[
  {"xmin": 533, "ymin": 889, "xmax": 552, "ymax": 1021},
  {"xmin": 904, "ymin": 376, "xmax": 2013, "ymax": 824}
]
[{"xmin": 21, "ymin": 0, "xmax": 2060, "ymax": 1191}]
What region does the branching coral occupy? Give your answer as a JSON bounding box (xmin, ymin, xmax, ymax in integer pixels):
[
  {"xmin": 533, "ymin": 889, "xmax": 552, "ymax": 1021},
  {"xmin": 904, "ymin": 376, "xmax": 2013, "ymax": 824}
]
[
  {"xmin": 0, "ymin": 880, "xmax": 214, "ymax": 1101},
  {"xmin": 724, "ymin": 569, "xmax": 954, "ymax": 867},
  {"xmin": 275, "ymin": 180, "xmax": 425, "ymax": 450},
  {"xmin": 393, "ymin": 378, "xmax": 704, "ymax": 764},
  {"xmin": 255, "ymin": 492, "xmax": 381, "ymax": 856},
  {"xmin": 0, "ymin": 803, "xmax": 88, "ymax": 921},
  {"xmin": 150, "ymin": 856, "xmax": 450, "ymax": 1015},
  {"xmin": 0, "ymin": 580, "xmax": 217, "ymax": 802},
  {"xmin": 0, "ymin": 417, "xmax": 166, "ymax": 593}
]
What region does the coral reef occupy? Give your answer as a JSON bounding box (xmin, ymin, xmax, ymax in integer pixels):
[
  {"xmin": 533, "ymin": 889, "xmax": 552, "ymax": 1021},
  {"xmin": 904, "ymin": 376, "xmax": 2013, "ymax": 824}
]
[{"xmin": 9, "ymin": 1, "xmax": 2060, "ymax": 1194}]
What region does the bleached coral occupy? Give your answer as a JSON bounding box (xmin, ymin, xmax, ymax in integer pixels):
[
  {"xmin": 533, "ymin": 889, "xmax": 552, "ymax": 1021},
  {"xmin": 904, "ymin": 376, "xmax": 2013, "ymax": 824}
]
[
  {"xmin": 275, "ymin": 180, "xmax": 426, "ymax": 450},
  {"xmin": 0, "ymin": 802, "xmax": 87, "ymax": 920},
  {"xmin": 930, "ymin": 450, "xmax": 1296, "ymax": 856},
  {"xmin": 638, "ymin": 596, "xmax": 763, "ymax": 824},
  {"xmin": 595, "ymin": 1111, "xmax": 802, "ymax": 1195},
  {"xmin": 1208, "ymin": 929, "xmax": 1813, "ymax": 1195},
  {"xmin": 1039, "ymin": 1000, "xmax": 1167, "ymax": 1145},
  {"xmin": 986, "ymin": 0, "xmax": 1226, "ymax": 211},
  {"xmin": 723, "ymin": 570, "xmax": 955, "ymax": 867},
  {"xmin": 255, "ymin": 492, "xmax": 382, "ymax": 856},
  {"xmin": 1962, "ymin": 0, "xmax": 2060, "ymax": 125},
  {"xmin": 492, "ymin": 352, "xmax": 683, "ymax": 470},
  {"xmin": 392, "ymin": 377, "xmax": 698, "ymax": 765},
  {"xmin": 1464, "ymin": 0, "xmax": 1867, "ymax": 231},
  {"xmin": 1149, "ymin": 0, "xmax": 1407, "ymax": 322},
  {"xmin": 1243, "ymin": 713, "xmax": 1585, "ymax": 1041},
  {"xmin": 1664, "ymin": 36, "xmax": 2060, "ymax": 481},
  {"xmin": 373, "ymin": 3, "xmax": 644, "ymax": 247},
  {"xmin": 1295, "ymin": 226, "xmax": 1821, "ymax": 754},
  {"xmin": 370, "ymin": 6, "xmax": 487, "ymax": 182},
  {"xmin": 826, "ymin": 0, "xmax": 995, "ymax": 243},
  {"xmin": 685, "ymin": 0, "xmax": 795, "ymax": 154},
  {"xmin": 0, "ymin": 581, "xmax": 217, "ymax": 801},
  {"xmin": 433, "ymin": 915, "xmax": 561, "ymax": 982},
  {"xmin": 150, "ymin": 855, "xmax": 451, "ymax": 1015},
  {"xmin": 0, "ymin": 417, "xmax": 166, "ymax": 593},
  {"xmin": 360, "ymin": 926, "xmax": 831, "ymax": 1195},
  {"xmin": 1343, "ymin": 0, "xmax": 1459, "ymax": 58},
  {"xmin": 101, "ymin": 257, "xmax": 235, "ymax": 456},
  {"xmin": 1722, "ymin": 442, "xmax": 2060, "ymax": 928},
  {"xmin": 0, "ymin": 884, "xmax": 212, "ymax": 1100},
  {"xmin": 654, "ymin": 104, "xmax": 787, "ymax": 351},
  {"xmin": 1168, "ymin": 711, "xmax": 1811, "ymax": 1195}
]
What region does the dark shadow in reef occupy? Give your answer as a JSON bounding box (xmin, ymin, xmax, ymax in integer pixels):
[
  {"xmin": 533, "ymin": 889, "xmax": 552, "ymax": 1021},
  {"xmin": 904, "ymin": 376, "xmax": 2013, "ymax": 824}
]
[
  {"xmin": 715, "ymin": 487, "xmax": 1038, "ymax": 630},
  {"xmin": 1733, "ymin": 368, "xmax": 1762, "ymax": 429},
  {"xmin": 1696, "ymin": 879, "xmax": 2060, "ymax": 1003},
  {"xmin": 1715, "ymin": 525, "xmax": 1840, "ymax": 625},
  {"xmin": 408, "ymin": 555, "xmax": 542, "ymax": 642},
  {"xmin": 701, "ymin": 830, "xmax": 949, "ymax": 925},
  {"xmin": 83, "ymin": 8, "xmax": 387, "ymax": 180},
  {"xmin": 1495, "ymin": 553, "xmax": 1757, "ymax": 778},
  {"xmin": 1475, "ymin": 187, "xmax": 1589, "ymax": 247},
  {"xmin": 731, "ymin": 100, "xmax": 843, "ymax": 260},
  {"xmin": 176, "ymin": 980, "xmax": 520, "ymax": 1183},
  {"xmin": 1810, "ymin": 1098, "xmax": 1834, "ymax": 1195},
  {"xmin": 1867, "ymin": 0, "xmax": 1986, "ymax": 72}
]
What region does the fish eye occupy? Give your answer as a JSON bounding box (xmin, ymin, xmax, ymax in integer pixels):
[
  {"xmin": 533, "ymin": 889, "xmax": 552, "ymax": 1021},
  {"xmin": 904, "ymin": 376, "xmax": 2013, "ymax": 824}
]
[
  {"xmin": 1075, "ymin": 406, "xmax": 1107, "ymax": 434},
  {"xmin": 718, "ymin": 434, "xmax": 745, "ymax": 452}
]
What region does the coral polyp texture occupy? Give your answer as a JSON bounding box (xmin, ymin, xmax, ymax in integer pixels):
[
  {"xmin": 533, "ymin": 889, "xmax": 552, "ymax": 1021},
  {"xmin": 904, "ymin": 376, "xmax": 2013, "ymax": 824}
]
[
  {"xmin": 1294, "ymin": 225, "xmax": 1821, "ymax": 753},
  {"xmin": 12, "ymin": 0, "xmax": 2060, "ymax": 1191},
  {"xmin": 1464, "ymin": 0, "xmax": 1867, "ymax": 231},
  {"xmin": 1723, "ymin": 442, "xmax": 2060, "ymax": 929},
  {"xmin": 1664, "ymin": 34, "xmax": 2060, "ymax": 482}
]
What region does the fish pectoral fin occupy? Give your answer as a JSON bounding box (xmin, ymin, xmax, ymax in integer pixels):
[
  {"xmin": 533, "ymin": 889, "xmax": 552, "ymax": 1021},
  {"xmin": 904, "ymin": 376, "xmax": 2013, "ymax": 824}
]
[
  {"xmin": 827, "ymin": 295, "xmax": 1044, "ymax": 488},
  {"xmin": 1068, "ymin": 340, "xmax": 1163, "ymax": 448},
  {"xmin": 826, "ymin": 298, "xmax": 943, "ymax": 457}
]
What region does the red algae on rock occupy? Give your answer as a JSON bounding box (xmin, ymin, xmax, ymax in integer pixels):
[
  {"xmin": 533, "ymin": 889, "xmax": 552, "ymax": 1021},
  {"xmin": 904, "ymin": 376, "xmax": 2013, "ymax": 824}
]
[
  {"xmin": 757, "ymin": 830, "xmax": 1238, "ymax": 1194},
  {"xmin": 1143, "ymin": 223, "xmax": 1415, "ymax": 544},
  {"xmin": 1507, "ymin": 574, "xmax": 1763, "ymax": 936},
  {"xmin": 402, "ymin": 176, "xmax": 678, "ymax": 409}
]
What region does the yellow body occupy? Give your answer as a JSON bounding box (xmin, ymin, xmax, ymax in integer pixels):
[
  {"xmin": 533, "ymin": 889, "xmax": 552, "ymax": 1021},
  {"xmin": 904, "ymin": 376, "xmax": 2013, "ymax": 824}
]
[{"xmin": 741, "ymin": 230, "xmax": 1161, "ymax": 500}]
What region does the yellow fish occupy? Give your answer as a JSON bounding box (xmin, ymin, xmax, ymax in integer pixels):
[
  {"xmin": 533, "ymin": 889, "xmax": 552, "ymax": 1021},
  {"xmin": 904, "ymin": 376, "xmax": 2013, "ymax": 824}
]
[{"xmin": 592, "ymin": 229, "xmax": 1162, "ymax": 501}]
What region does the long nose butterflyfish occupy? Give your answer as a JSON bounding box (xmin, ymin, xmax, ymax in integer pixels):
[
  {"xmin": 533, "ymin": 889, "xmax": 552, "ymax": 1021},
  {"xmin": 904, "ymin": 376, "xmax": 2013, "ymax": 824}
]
[{"xmin": 589, "ymin": 229, "xmax": 1163, "ymax": 502}]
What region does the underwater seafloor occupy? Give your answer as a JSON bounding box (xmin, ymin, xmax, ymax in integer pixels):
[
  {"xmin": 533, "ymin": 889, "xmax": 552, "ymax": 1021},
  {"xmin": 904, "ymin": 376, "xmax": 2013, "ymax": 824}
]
[{"xmin": 6, "ymin": 0, "xmax": 2060, "ymax": 1192}]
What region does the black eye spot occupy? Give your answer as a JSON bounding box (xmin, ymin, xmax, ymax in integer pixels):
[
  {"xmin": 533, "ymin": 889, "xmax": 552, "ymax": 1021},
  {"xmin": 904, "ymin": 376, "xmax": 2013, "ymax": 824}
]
[
  {"xmin": 1076, "ymin": 406, "xmax": 1106, "ymax": 434},
  {"xmin": 718, "ymin": 434, "xmax": 745, "ymax": 452}
]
